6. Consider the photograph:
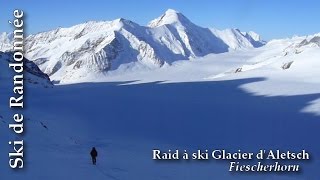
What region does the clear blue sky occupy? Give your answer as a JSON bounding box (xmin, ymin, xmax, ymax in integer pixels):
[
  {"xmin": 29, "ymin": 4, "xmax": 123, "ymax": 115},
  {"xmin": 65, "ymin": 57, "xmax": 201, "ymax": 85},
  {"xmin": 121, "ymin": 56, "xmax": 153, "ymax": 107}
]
[{"xmin": 0, "ymin": 0, "xmax": 319, "ymax": 40}]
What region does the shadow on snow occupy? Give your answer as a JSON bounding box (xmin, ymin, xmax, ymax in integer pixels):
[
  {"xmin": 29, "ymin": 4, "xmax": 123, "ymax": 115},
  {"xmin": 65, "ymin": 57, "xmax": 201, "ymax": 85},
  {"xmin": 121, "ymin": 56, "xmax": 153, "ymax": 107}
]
[{"xmin": 27, "ymin": 77, "xmax": 320, "ymax": 178}]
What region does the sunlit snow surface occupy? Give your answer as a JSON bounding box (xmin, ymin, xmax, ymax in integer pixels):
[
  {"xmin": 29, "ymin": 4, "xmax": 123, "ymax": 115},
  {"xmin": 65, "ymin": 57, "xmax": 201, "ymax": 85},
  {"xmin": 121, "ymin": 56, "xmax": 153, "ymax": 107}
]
[{"xmin": 1, "ymin": 35, "xmax": 320, "ymax": 179}]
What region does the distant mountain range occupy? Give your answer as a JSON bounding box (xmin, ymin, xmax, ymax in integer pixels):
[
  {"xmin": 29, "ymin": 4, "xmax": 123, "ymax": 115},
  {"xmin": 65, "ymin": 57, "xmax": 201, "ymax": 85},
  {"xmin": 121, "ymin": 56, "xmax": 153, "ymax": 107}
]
[{"xmin": 0, "ymin": 9, "xmax": 266, "ymax": 82}]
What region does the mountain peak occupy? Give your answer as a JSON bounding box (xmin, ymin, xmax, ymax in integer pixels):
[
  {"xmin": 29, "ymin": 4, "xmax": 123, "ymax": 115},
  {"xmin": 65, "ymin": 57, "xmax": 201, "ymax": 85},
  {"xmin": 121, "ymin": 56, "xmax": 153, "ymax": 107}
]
[
  {"xmin": 247, "ymin": 31, "xmax": 261, "ymax": 41},
  {"xmin": 148, "ymin": 9, "xmax": 191, "ymax": 28},
  {"xmin": 165, "ymin": 9, "xmax": 180, "ymax": 14},
  {"xmin": 115, "ymin": 18, "xmax": 131, "ymax": 23},
  {"xmin": 0, "ymin": 32, "xmax": 13, "ymax": 51},
  {"xmin": 0, "ymin": 32, "xmax": 12, "ymax": 40}
]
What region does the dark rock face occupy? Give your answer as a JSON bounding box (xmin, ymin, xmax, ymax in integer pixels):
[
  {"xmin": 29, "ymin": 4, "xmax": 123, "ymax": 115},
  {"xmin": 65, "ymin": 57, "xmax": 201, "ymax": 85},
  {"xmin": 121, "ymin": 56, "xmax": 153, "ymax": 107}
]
[{"xmin": 0, "ymin": 51, "xmax": 52, "ymax": 86}]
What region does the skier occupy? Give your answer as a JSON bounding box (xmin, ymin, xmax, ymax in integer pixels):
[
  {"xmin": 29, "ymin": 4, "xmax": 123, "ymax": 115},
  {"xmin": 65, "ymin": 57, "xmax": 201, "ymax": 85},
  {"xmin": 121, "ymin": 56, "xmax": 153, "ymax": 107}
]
[{"xmin": 90, "ymin": 147, "xmax": 98, "ymax": 165}]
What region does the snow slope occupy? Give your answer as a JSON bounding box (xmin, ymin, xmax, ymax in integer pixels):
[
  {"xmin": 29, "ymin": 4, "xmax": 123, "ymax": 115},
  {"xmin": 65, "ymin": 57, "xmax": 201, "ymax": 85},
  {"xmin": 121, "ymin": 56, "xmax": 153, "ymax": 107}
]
[{"xmin": 0, "ymin": 9, "xmax": 265, "ymax": 83}]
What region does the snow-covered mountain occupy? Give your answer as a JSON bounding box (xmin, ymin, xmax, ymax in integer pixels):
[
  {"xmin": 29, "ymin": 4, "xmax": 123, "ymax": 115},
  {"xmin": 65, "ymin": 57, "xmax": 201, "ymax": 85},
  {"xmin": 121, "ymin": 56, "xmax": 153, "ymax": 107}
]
[
  {"xmin": 241, "ymin": 31, "xmax": 265, "ymax": 47},
  {"xmin": 0, "ymin": 32, "xmax": 12, "ymax": 51},
  {"xmin": 0, "ymin": 9, "xmax": 265, "ymax": 83},
  {"xmin": 284, "ymin": 34, "xmax": 320, "ymax": 55},
  {"xmin": 203, "ymin": 33, "xmax": 320, "ymax": 80},
  {"xmin": 0, "ymin": 51, "xmax": 52, "ymax": 87}
]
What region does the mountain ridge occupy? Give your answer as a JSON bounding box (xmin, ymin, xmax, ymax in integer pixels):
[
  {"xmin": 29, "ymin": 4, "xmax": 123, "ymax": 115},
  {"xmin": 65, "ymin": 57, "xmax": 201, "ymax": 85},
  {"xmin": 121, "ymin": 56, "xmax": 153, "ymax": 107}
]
[
  {"xmin": 0, "ymin": 9, "xmax": 266, "ymax": 83},
  {"xmin": 0, "ymin": 51, "xmax": 52, "ymax": 87}
]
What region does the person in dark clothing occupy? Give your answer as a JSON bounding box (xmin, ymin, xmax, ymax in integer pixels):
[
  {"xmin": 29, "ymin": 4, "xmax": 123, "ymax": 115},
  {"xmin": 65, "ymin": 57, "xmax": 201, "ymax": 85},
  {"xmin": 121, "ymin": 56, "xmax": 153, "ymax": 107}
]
[{"xmin": 90, "ymin": 147, "xmax": 98, "ymax": 165}]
